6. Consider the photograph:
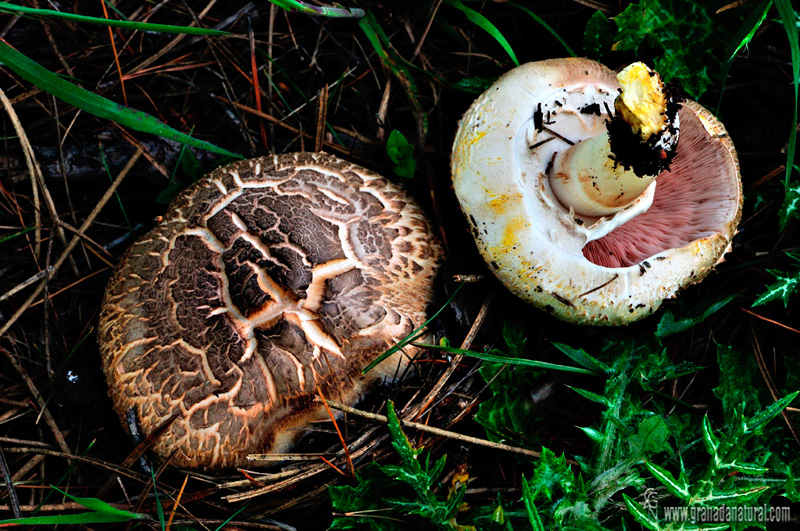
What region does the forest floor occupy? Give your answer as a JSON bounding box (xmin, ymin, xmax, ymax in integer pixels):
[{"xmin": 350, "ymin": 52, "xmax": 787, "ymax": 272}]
[{"xmin": 0, "ymin": 1, "xmax": 799, "ymax": 529}]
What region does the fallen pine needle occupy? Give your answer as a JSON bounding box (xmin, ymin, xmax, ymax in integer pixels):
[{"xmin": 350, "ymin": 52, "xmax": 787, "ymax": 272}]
[{"xmin": 320, "ymin": 398, "xmax": 544, "ymax": 459}]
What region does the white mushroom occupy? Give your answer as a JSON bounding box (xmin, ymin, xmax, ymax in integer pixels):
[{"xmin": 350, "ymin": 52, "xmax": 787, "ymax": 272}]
[{"xmin": 451, "ymin": 58, "xmax": 742, "ymax": 325}]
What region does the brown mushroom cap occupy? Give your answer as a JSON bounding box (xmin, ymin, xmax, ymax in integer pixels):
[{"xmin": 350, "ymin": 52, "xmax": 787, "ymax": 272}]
[{"xmin": 98, "ymin": 152, "xmax": 442, "ymax": 469}]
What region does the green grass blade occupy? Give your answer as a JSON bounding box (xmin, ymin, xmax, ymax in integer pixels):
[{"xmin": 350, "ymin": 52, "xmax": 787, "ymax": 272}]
[
  {"xmin": 507, "ymin": 2, "xmax": 576, "ymax": 57},
  {"xmin": 0, "ymin": 41, "xmax": 241, "ymax": 159},
  {"xmin": 714, "ymin": 0, "xmax": 772, "ymax": 114},
  {"xmin": 775, "ymin": 0, "xmax": 799, "ymax": 217},
  {"xmin": 52, "ymin": 486, "xmax": 142, "ymax": 519},
  {"xmin": 723, "ymin": 0, "xmax": 772, "ymax": 63},
  {"xmin": 414, "ymin": 343, "xmax": 597, "ymax": 375},
  {"xmin": 551, "ymin": 341, "xmax": 609, "ymax": 374},
  {"xmin": 0, "ymin": 512, "xmax": 142, "ymax": 525},
  {"xmin": 358, "ymin": 12, "xmax": 428, "ymax": 140},
  {"xmin": 362, "ymin": 284, "xmax": 464, "ymax": 374},
  {"xmin": 150, "ymin": 469, "xmax": 165, "ymax": 530},
  {"xmin": 100, "ymin": 144, "xmax": 133, "ymax": 236},
  {"xmin": 444, "ymin": 0, "xmax": 519, "ymax": 66},
  {"xmin": 266, "ymin": 0, "xmax": 365, "ymax": 18},
  {"xmin": 0, "ymin": 226, "xmax": 35, "ymax": 244},
  {"xmin": 0, "ymin": 1, "xmax": 229, "ymax": 35},
  {"xmin": 0, "ymin": 485, "xmax": 146, "ymax": 524}
]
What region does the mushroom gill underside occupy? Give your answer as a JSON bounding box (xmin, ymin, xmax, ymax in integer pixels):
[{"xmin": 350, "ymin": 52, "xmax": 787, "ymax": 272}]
[
  {"xmin": 583, "ymin": 105, "xmax": 741, "ymax": 268},
  {"xmin": 98, "ymin": 153, "xmax": 442, "ymax": 470}
]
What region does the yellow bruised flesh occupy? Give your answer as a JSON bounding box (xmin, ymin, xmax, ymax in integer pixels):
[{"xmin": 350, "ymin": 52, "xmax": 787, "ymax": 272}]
[{"xmin": 614, "ymin": 62, "xmax": 668, "ymax": 142}]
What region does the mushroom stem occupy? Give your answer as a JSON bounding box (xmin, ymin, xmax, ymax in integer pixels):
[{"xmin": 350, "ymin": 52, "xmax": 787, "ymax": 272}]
[{"xmin": 549, "ymin": 62, "xmax": 679, "ymax": 217}]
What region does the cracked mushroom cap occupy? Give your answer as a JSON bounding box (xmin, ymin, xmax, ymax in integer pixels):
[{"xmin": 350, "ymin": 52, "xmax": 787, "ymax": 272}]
[
  {"xmin": 451, "ymin": 58, "xmax": 742, "ymax": 325},
  {"xmin": 98, "ymin": 152, "xmax": 442, "ymax": 469}
]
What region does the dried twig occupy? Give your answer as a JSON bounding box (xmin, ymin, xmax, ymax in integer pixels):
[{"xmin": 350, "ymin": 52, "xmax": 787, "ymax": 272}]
[
  {"xmin": 741, "ymin": 307, "xmax": 800, "ymax": 335},
  {"xmin": 0, "ymin": 442, "xmax": 21, "ymax": 518},
  {"xmin": 324, "ymin": 399, "xmax": 542, "ymax": 459},
  {"xmin": 411, "ymin": 291, "xmax": 493, "ymax": 421},
  {"xmin": 0, "ymin": 149, "xmax": 142, "ymax": 341},
  {"xmin": 750, "ymin": 325, "xmax": 800, "ymax": 446},
  {"xmin": 315, "ymin": 84, "xmax": 329, "ymax": 153},
  {"xmin": 0, "ymin": 267, "xmax": 53, "ymax": 303},
  {"xmin": 0, "ymin": 87, "xmax": 78, "ymax": 275}
]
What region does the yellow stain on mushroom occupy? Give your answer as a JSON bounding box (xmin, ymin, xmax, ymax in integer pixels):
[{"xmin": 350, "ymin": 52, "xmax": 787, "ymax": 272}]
[
  {"xmin": 464, "ymin": 130, "xmax": 487, "ymax": 147},
  {"xmin": 501, "ymin": 217, "xmax": 528, "ymax": 249},
  {"xmin": 486, "ymin": 192, "xmax": 522, "ymax": 215}
]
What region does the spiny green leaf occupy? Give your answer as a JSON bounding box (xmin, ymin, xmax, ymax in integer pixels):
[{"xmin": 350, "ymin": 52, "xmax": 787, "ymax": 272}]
[
  {"xmin": 725, "ymin": 460, "xmax": 769, "ymax": 475},
  {"xmin": 752, "ymin": 266, "xmax": 800, "ymax": 308},
  {"xmin": 0, "ymin": 1, "xmax": 229, "ymax": 34},
  {"xmin": 568, "ymin": 386, "xmax": 610, "ymax": 408},
  {"xmin": 702, "ymin": 485, "xmax": 770, "ymax": 504},
  {"xmin": 779, "ymin": 460, "xmax": 800, "ymax": 503},
  {"xmin": 753, "ymin": 255, "xmax": 800, "ymax": 308},
  {"xmin": 328, "ymin": 462, "xmax": 410, "ymax": 530},
  {"xmin": 386, "ymin": 130, "xmax": 416, "ymax": 178},
  {"xmin": 621, "ymin": 493, "xmax": 660, "ymax": 531},
  {"xmin": 0, "ymin": 41, "xmax": 241, "ymax": 158},
  {"xmin": 644, "ymin": 462, "xmax": 689, "ymax": 499},
  {"xmin": 702, "ymin": 415, "xmax": 720, "ymax": 459},
  {"xmin": 386, "ymin": 401, "xmax": 423, "ymax": 466},
  {"xmin": 521, "ymin": 475, "xmax": 546, "ymax": 531},
  {"xmin": 528, "ymin": 447, "xmax": 587, "ymax": 506},
  {"xmin": 746, "ymin": 391, "xmax": 798, "ymax": 434},
  {"xmin": 443, "ymin": 0, "xmax": 519, "ymax": 66},
  {"xmin": 779, "ymin": 176, "xmax": 800, "ymax": 232},
  {"xmin": 636, "ymin": 345, "xmax": 702, "ymax": 391}
]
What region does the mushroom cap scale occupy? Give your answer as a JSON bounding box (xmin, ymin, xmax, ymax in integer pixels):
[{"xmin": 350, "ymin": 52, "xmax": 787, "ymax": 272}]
[
  {"xmin": 99, "ymin": 152, "xmax": 442, "ymax": 469},
  {"xmin": 451, "ymin": 58, "xmax": 741, "ymax": 325}
]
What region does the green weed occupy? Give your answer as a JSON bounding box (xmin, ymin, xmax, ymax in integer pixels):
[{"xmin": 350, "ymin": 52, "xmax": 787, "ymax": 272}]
[{"xmin": 752, "ymin": 252, "xmax": 800, "ymax": 308}]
